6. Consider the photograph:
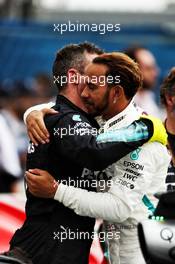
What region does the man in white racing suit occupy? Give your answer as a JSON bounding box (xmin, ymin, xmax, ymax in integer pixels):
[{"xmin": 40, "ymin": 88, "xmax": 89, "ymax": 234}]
[
  {"xmin": 26, "ymin": 52, "xmax": 170, "ymax": 264},
  {"xmin": 49, "ymin": 101, "xmax": 169, "ymax": 264}
]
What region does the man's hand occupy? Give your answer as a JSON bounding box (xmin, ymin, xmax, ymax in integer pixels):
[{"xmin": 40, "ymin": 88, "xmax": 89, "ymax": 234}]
[
  {"xmin": 26, "ymin": 108, "xmax": 58, "ymax": 146},
  {"xmin": 25, "ymin": 169, "xmax": 58, "ymax": 198}
]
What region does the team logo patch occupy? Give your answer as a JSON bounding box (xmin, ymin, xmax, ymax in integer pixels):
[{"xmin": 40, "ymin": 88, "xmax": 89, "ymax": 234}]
[
  {"xmin": 130, "ymin": 148, "xmax": 141, "ymax": 160},
  {"xmin": 72, "ymin": 114, "xmax": 82, "ymax": 122}
]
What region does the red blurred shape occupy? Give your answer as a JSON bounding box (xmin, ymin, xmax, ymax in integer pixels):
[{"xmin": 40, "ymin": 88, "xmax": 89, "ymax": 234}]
[
  {"xmin": 0, "ymin": 201, "xmax": 25, "ymax": 252},
  {"xmin": 0, "ymin": 200, "xmax": 106, "ymax": 263}
]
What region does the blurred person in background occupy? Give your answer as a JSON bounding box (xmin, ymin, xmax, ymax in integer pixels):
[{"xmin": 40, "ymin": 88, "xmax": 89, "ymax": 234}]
[
  {"xmin": 125, "ymin": 45, "xmax": 164, "ymax": 118},
  {"xmin": 0, "ymin": 85, "xmax": 22, "ymax": 192},
  {"xmin": 1, "ymin": 82, "xmax": 37, "ymax": 170},
  {"xmin": 0, "ymin": 111, "xmax": 22, "ymax": 193},
  {"xmin": 160, "ymin": 67, "xmax": 175, "ymax": 191}
]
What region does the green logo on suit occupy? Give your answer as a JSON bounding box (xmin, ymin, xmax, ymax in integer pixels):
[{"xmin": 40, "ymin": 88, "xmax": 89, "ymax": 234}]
[{"xmin": 130, "ymin": 148, "xmax": 141, "ymax": 160}]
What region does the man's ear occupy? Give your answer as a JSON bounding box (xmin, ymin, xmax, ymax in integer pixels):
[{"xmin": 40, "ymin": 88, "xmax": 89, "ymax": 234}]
[
  {"xmin": 165, "ymin": 94, "xmax": 175, "ymax": 108},
  {"xmin": 113, "ymin": 85, "xmax": 124, "ymax": 99},
  {"xmin": 68, "ymin": 68, "xmax": 79, "ymax": 85}
]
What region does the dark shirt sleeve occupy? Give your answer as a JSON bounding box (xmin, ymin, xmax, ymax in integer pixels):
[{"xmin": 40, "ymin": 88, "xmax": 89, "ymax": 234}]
[{"xmin": 53, "ymin": 114, "xmax": 153, "ymax": 171}]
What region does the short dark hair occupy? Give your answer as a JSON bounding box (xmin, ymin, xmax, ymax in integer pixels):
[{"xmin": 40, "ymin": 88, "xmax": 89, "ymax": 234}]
[
  {"xmin": 53, "ymin": 42, "xmax": 103, "ymax": 91},
  {"xmin": 124, "ymin": 45, "xmax": 146, "ymax": 62},
  {"xmin": 160, "ymin": 67, "xmax": 175, "ymax": 106},
  {"xmin": 93, "ymin": 52, "xmax": 143, "ymax": 100}
]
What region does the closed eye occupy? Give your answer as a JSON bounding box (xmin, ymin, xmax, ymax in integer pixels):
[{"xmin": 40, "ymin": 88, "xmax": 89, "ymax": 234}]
[{"xmin": 87, "ymin": 82, "xmax": 97, "ymax": 91}]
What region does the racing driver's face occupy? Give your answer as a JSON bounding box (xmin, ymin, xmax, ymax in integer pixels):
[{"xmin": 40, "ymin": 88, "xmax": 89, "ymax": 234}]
[{"xmin": 81, "ymin": 63, "xmax": 115, "ymax": 119}]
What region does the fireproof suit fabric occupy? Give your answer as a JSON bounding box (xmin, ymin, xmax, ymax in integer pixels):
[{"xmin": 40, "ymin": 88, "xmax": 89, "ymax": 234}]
[
  {"xmin": 10, "ymin": 95, "xmax": 152, "ymax": 264},
  {"xmin": 54, "ymin": 101, "xmax": 170, "ymax": 264}
]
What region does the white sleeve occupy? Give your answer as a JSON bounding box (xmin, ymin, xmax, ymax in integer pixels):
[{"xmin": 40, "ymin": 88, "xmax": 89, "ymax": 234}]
[
  {"xmin": 23, "ymin": 102, "xmax": 55, "ymax": 124},
  {"xmin": 0, "ymin": 116, "xmax": 22, "ymax": 177},
  {"xmin": 54, "ymin": 182, "xmax": 134, "ymax": 223},
  {"xmin": 54, "ymin": 143, "xmax": 160, "ymax": 222},
  {"xmin": 55, "ymin": 143, "xmax": 159, "ymax": 222}
]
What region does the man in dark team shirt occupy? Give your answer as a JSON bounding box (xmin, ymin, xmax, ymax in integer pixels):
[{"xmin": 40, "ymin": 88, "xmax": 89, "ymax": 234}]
[
  {"xmin": 160, "ymin": 67, "xmax": 175, "ymax": 191},
  {"xmin": 4, "ymin": 43, "xmax": 166, "ymax": 264}
]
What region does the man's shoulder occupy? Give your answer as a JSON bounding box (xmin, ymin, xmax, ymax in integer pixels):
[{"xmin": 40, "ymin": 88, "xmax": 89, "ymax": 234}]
[
  {"xmin": 140, "ymin": 141, "xmax": 170, "ymax": 164},
  {"xmin": 142, "ymin": 141, "xmax": 167, "ymax": 152},
  {"xmin": 119, "ymin": 142, "xmax": 169, "ymax": 163},
  {"xmin": 44, "ymin": 111, "xmax": 96, "ymax": 143}
]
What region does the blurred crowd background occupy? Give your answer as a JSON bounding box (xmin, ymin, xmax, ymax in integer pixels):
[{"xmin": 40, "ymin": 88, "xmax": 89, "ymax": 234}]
[{"xmin": 0, "ymin": 0, "xmax": 175, "ymax": 193}]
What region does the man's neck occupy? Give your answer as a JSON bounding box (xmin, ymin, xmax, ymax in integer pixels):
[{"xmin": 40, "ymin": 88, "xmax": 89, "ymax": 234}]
[
  {"xmin": 103, "ymin": 99, "xmax": 138, "ymax": 131},
  {"xmin": 60, "ymin": 91, "xmax": 88, "ymax": 113},
  {"xmin": 104, "ymin": 101, "xmax": 130, "ymax": 121}
]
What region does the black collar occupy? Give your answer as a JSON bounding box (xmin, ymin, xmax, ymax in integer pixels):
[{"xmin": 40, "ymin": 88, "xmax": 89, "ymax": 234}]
[
  {"xmin": 56, "ymin": 94, "xmax": 92, "ymax": 118},
  {"xmin": 55, "ymin": 95, "xmax": 98, "ymax": 127}
]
